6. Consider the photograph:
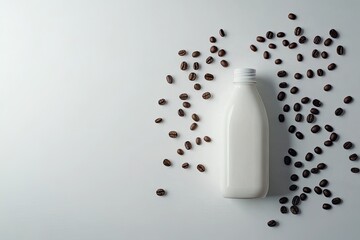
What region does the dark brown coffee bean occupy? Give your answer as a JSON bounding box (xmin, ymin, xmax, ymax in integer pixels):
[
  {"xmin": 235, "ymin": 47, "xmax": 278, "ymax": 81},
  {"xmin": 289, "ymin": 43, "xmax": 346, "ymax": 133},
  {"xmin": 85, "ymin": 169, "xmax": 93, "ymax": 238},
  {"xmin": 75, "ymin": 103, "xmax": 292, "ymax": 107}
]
[
  {"xmin": 292, "ymin": 195, "xmax": 301, "ymax": 206},
  {"xmin": 218, "ymin": 49, "xmax": 226, "ymax": 57},
  {"xmin": 351, "ymin": 167, "xmax": 360, "ymax": 173},
  {"xmin": 299, "ymin": 36, "xmax": 307, "ymax": 44},
  {"xmin": 169, "ymin": 131, "xmax": 178, "ymax": 138},
  {"xmin": 329, "ymin": 132, "xmax": 338, "ymax": 141},
  {"xmin": 277, "ymin": 32, "xmax": 285, "ymax": 37},
  {"xmin": 314, "ymin": 146, "xmax": 323, "ymax": 154},
  {"xmin": 185, "ymin": 141, "xmax": 192, "ymax": 150},
  {"xmin": 307, "ymin": 114, "xmax": 315, "ymax": 123},
  {"xmin": 312, "ymin": 49, "xmax": 320, "ymax": 58},
  {"xmin": 268, "ymin": 43, "xmax": 277, "ymax": 49},
  {"xmin": 324, "ymin": 140, "xmax": 333, "ymax": 146},
  {"xmin": 310, "ymin": 108, "xmax": 320, "ymax": 115},
  {"xmin": 294, "ymin": 161, "xmax": 303, "ymax": 168},
  {"xmin": 288, "ymin": 125, "xmax": 296, "ymax": 133},
  {"xmin": 321, "ymin": 51, "xmax": 328, "ymax": 59},
  {"xmin": 279, "ymin": 196, "xmax": 289, "ymax": 204},
  {"xmin": 295, "ymin": 132, "xmax": 304, "ymax": 139},
  {"xmin": 284, "ymin": 156, "xmax": 291, "ymax": 165},
  {"xmin": 288, "ymin": 148, "xmax": 297, "ymax": 157},
  {"xmin": 303, "ymin": 187, "xmax": 311, "ymax": 193},
  {"xmin": 349, "ymin": 153, "xmax": 358, "ymax": 161},
  {"xmin": 154, "ymin": 117, "xmax": 163, "ymax": 124},
  {"xmin": 179, "ymin": 93, "xmax": 188, "ymax": 100},
  {"xmin": 288, "ymin": 13, "xmax": 297, "ymax": 20},
  {"xmin": 311, "ymin": 168, "xmax": 319, "ymax": 174},
  {"xmin": 202, "ymin": 92, "xmax": 211, "ymax": 99},
  {"xmin": 204, "ymin": 136, "xmax": 211, "ymax": 142},
  {"xmin": 193, "ymin": 62, "xmax": 200, "ymax": 70},
  {"xmin": 204, "ymin": 73, "xmax": 214, "ymax": 81},
  {"xmin": 178, "ymin": 50, "xmax": 187, "ymax": 56},
  {"xmin": 192, "ymin": 113, "xmax": 200, "ymax": 122},
  {"xmin": 332, "ymin": 197, "xmax": 342, "ymax": 205},
  {"xmin": 263, "ymin": 51, "xmax": 270, "ymax": 59},
  {"xmin": 319, "ymin": 179, "xmax": 328, "ymax": 187},
  {"xmin": 194, "ymin": 83, "xmax": 201, "ymax": 90},
  {"xmin": 317, "ymin": 163, "xmax": 327, "ymax": 170},
  {"xmin": 301, "ymin": 97, "xmax": 310, "ymax": 104},
  {"xmin": 178, "ymin": 109, "xmax": 185, "ymax": 117},
  {"xmin": 197, "ymin": 164, "xmax": 205, "ymax": 172},
  {"xmin": 335, "ymin": 107, "xmax": 344, "ymax": 116},
  {"xmin": 323, "ymin": 189, "xmax": 332, "ymax": 198},
  {"xmin": 290, "ymin": 205, "xmax": 299, "ymax": 215},
  {"xmin": 158, "ymin": 98, "xmax": 166, "ymax": 105},
  {"xmin": 192, "ymin": 51, "xmax": 200, "ymax": 58},
  {"xmin": 323, "ymin": 203, "xmax": 332, "ymax": 210},
  {"xmin": 314, "ymin": 36, "xmax": 322, "ymax": 44},
  {"xmin": 266, "ymin": 31, "xmax": 274, "ymax": 39},
  {"xmin": 344, "ymin": 96, "xmax": 353, "ymax": 104},
  {"xmin": 206, "ymin": 56, "xmax": 214, "ymax": 64},
  {"xmin": 210, "ymin": 36, "xmax": 217, "ymax": 43},
  {"xmin": 177, "ymin": 149, "xmax": 184, "ymax": 155},
  {"xmin": 294, "ymin": 27, "xmax": 302, "ymax": 36},
  {"xmin": 282, "ymin": 39, "xmax": 289, "ymax": 46},
  {"xmin": 277, "ymin": 70, "xmax": 287, "ymax": 77},
  {"xmin": 300, "ymin": 193, "xmax": 307, "ymax": 201},
  {"xmin": 220, "ymin": 60, "xmax": 229, "ymax": 67},
  {"xmin": 182, "ymin": 162, "xmax": 189, "ymax": 169},
  {"xmin": 328, "ymin": 63, "xmax": 337, "ymax": 71},
  {"xmin": 188, "ymin": 72, "xmax": 197, "ymax": 81},
  {"xmin": 210, "ymin": 45, "xmax": 218, "ymax": 53},
  {"xmin": 250, "ymin": 44, "xmax": 257, "ymax": 52},
  {"xmin": 289, "ymin": 42, "xmax": 298, "ymax": 49},
  {"xmin": 297, "ymin": 54, "xmax": 303, "ymax": 62},
  {"xmin": 279, "ymin": 82, "xmax": 288, "ymax": 88},
  {"xmin": 290, "ymin": 174, "xmax": 299, "ymax": 181},
  {"xmin": 329, "ymin": 29, "xmax": 338, "ymax": 38},
  {"xmin": 180, "ymin": 61, "xmax": 188, "ymax": 70},
  {"xmin": 305, "ymin": 69, "xmax": 314, "ymax": 79},
  {"xmin": 312, "ymin": 99, "xmax": 322, "ymax": 107},
  {"xmin": 190, "ymin": 123, "xmax": 198, "ymax": 131},
  {"xmin": 219, "ymin": 29, "xmax": 225, "ymax": 37},
  {"xmin": 314, "ymin": 186, "xmax": 322, "ymax": 194},
  {"xmin": 166, "ymin": 75, "xmax": 173, "ymax": 84},
  {"xmin": 294, "ymin": 73, "xmax": 303, "ymax": 80},
  {"xmin": 275, "ymin": 59, "xmax": 282, "ymax": 64},
  {"xmin": 295, "ymin": 113, "xmax": 303, "ymax": 122},
  {"xmin": 163, "ymin": 159, "xmax": 172, "ymax": 167},
  {"xmin": 324, "ymin": 38, "xmax": 333, "ymax": 46},
  {"xmin": 196, "ymin": 137, "xmax": 202, "ymax": 145},
  {"xmin": 267, "ymin": 220, "xmax": 277, "ymax": 227},
  {"xmin": 280, "ymin": 206, "xmax": 288, "ymax": 214},
  {"xmin": 283, "ymin": 104, "xmax": 290, "ymax": 112},
  {"xmin": 289, "ymin": 184, "xmax": 298, "ymax": 191},
  {"xmin": 156, "ymin": 188, "xmax": 166, "ymax": 196},
  {"xmin": 290, "ymin": 86, "xmax": 299, "ymax": 94},
  {"xmin": 317, "ymin": 69, "xmax": 324, "ymax": 76},
  {"xmin": 337, "ymin": 45, "xmax": 345, "ymax": 55},
  {"xmin": 305, "ymin": 152, "xmax": 314, "ymax": 161},
  {"xmin": 278, "ymin": 114, "xmax": 285, "ymax": 122},
  {"xmin": 277, "ymin": 91, "xmax": 286, "ymax": 101},
  {"xmin": 293, "ymin": 102, "xmax": 301, "ymax": 111},
  {"xmin": 256, "ymin": 36, "xmax": 265, "ymax": 42},
  {"xmin": 343, "ymin": 141, "xmax": 353, "ymax": 149},
  {"xmin": 324, "ymin": 125, "xmax": 334, "ymax": 132},
  {"xmin": 302, "ymin": 169, "xmax": 310, "ymax": 178}
]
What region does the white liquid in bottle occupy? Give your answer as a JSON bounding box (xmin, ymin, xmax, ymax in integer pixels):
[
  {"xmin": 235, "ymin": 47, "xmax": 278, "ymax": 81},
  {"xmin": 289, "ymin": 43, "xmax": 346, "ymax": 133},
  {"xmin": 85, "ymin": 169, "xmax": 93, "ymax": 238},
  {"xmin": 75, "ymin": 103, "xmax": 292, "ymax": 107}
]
[{"xmin": 222, "ymin": 68, "xmax": 269, "ymax": 198}]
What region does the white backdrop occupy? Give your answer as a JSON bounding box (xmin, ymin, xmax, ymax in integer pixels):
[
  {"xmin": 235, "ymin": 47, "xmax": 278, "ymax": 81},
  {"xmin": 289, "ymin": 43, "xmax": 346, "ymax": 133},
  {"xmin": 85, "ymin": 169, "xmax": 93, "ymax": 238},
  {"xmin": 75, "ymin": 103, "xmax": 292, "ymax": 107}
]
[{"xmin": 0, "ymin": 0, "xmax": 359, "ymax": 239}]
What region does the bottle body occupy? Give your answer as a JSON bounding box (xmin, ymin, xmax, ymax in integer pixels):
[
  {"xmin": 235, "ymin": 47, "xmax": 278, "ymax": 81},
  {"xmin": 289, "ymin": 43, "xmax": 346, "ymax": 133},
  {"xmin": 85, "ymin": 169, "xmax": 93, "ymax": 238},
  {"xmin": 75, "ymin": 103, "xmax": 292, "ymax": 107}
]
[{"xmin": 222, "ymin": 81, "xmax": 269, "ymax": 198}]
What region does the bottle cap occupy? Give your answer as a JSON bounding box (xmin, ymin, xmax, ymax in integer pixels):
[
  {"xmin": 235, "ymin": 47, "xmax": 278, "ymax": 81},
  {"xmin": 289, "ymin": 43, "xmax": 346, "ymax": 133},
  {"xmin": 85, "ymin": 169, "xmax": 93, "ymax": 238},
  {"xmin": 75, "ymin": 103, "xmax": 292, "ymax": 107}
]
[{"xmin": 234, "ymin": 68, "xmax": 256, "ymax": 82}]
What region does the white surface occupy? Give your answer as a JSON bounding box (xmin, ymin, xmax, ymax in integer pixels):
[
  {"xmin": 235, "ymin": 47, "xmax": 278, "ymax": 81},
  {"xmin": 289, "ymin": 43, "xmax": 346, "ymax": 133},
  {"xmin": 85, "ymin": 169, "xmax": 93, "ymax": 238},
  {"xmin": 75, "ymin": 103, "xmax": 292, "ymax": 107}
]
[{"xmin": 0, "ymin": 0, "xmax": 359, "ymax": 239}]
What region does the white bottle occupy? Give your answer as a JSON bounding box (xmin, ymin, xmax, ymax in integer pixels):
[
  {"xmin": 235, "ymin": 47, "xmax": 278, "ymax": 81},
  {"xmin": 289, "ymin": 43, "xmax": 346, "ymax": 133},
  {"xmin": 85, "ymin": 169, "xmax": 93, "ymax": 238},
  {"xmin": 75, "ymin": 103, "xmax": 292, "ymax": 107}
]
[{"xmin": 222, "ymin": 68, "xmax": 269, "ymax": 198}]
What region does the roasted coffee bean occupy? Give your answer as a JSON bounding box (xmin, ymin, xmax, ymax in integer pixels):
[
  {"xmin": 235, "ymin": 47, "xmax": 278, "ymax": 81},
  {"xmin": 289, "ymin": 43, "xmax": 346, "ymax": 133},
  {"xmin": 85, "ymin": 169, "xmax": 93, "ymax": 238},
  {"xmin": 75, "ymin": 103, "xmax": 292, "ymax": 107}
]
[
  {"xmin": 290, "ymin": 174, "xmax": 299, "ymax": 181},
  {"xmin": 311, "ymin": 168, "xmax": 319, "ymax": 174},
  {"xmin": 292, "ymin": 195, "xmax": 301, "ymax": 205},
  {"xmin": 349, "ymin": 153, "xmax": 358, "ymax": 161},
  {"xmin": 343, "ymin": 141, "xmax": 353, "ymax": 149},
  {"xmin": 323, "ymin": 203, "xmax": 332, "ymax": 210},
  {"xmin": 280, "ymin": 206, "xmax": 288, "ymax": 214},
  {"xmin": 305, "ymin": 152, "xmax": 314, "ymax": 161},
  {"xmin": 288, "ymin": 125, "xmax": 296, "ymax": 133},
  {"xmin": 204, "ymin": 73, "xmax": 214, "ymax": 81},
  {"xmin": 328, "ymin": 63, "xmax": 337, "ymax": 71},
  {"xmin": 294, "ymin": 27, "xmax": 302, "ymax": 36},
  {"xmin": 158, "ymin": 98, "xmax": 166, "ymax": 105},
  {"xmin": 317, "ymin": 163, "xmax": 327, "ymax": 170},
  {"xmin": 163, "ymin": 159, "xmax": 172, "ymax": 167},
  {"xmin": 290, "ymin": 86, "xmax": 299, "ymax": 94},
  {"xmin": 206, "ymin": 56, "xmax": 214, "ymax": 64},
  {"xmin": 188, "ymin": 72, "xmax": 197, "ymax": 81},
  {"xmin": 295, "ymin": 131, "xmax": 304, "ymax": 140},
  {"xmin": 314, "ymin": 146, "xmax": 323, "ymax": 154},
  {"xmin": 337, "ymin": 45, "xmax": 345, "ymax": 55},
  {"xmin": 210, "ymin": 36, "xmax": 216, "ymax": 43},
  {"xmin": 279, "ymin": 82, "xmax": 288, "ymax": 88},
  {"xmin": 283, "ymin": 104, "xmax": 290, "ymax": 112},
  {"xmin": 277, "ymin": 70, "xmax": 287, "ymax": 77},
  {"xmin": 185, "ymin": 141, "xmax": 192, "ymax": 150},
  {"xmin": 282, "ymin": 39, "xmax": 289, "ymax": 46},
  {"xmin": 218, "ymin": 49, "xmax": 226, "ymax": 57},
  {"xmin": 263, "ymin": 51, "xmax": 270, "ymax": 59},
  {"xmin": 169, "ymin": 131, "xmax": 178, "ymax": 138},
  {"xmin": 335, "ymin": 107, "xmax": 344, "ymax": 116},
  {"xmin": 156, "ymin": 188, "xmax": 166, "ymax": 196},
  {"xmin": 294, "ymin": 73, "xmax": 303, "ymax": 80},
  {"xmin": 277, "ymin": 32, "xmax": 286, "ymax": 37},
  {"xmin": 178, "ymin": 49, "xmax": 187, "ymax": 56},
  {"xmin": 314, "ymin": 36, "xmax": 322, "ymax": 44},
  {"xmin": 192, "ymin": 51, "xmax": 200, "ymax": 58},
  {"xmin": 321, "ymin": 51, "xmax": 328, "ymax": 59},
  {"xmin": 279, "ymin": 196, "xmax": 289, "ymax": 204},
  {"xmin": 330, "ymin": 29, "xmax": 339, "ymax": 38},
  {"xmin": 299, "ymin": 36, "xmax": 307, "ymax": 44},
  {"xmin": 288, "ymin": 148, "xmax": 297, "ymax": 157},
  {"xmin": 192, "ymin": 113, "xmax": 200, "ymax": 122},
  {"xmin": 290, "ymin": 205, "xmax": 299, "ymax": 215},
  {"xmin": 307, "ymin": 114, "xmax": 315, "ymax": 123},
  {"xmin": 154, "ymin": 117, "xmax": 164, "ymax": 124},
  {"xmin": 312, "ymin": 99, "xmax": 322, "ymax": 107},
  {"xmin": 268, "ymin": 43, "xmax": 277, "ymax": 49},
  {"xmin": 302, "ymin": 169, "xmax": 310, "ymax": 178},
  {"xmin": 275, "ymin": 59, "xmax": 282, "ymax": 64},
  {"xmin": 182, "ymin": 162, "xmax": 189, "ymax": 169},
  {"xmin": 256, "ymin": 36, "xmax": 265, "ymax": 42},
  {"xmin": 178, "ymin": 109, "xmax": 185, "ymax": 117},
  {"xmin": 278, "ymin": 114, "xmax": 285, "ymax": 122},
  {"xmin": 284, "ymin": 156, "xmax": 291, "ymax": 165},
  {"xmin": 180, "ymin": 61, "xmax": 188, "ymax": 70},
  {"xmin": 277, "ymin": 91, "xmax": 286, "ymax": 101},
  {"xmin": 177, "ymin": 149, "xmax": 184, "ymax": 155},
  {"xmin": 267, "ymin": 220, "xmax": 277, "ymax": 227},
  {"xmin": 300, "ymin": 193, "xmax": 307, "ymax": 201},
  {"xmin": 197, "ymin": 164, "xmax": 205, "ymax": 172},
  {"xmin": 319, "ymin": 179, "xmax": 328, "ymax": 187},
  {"xmin": 314, "ymin": 186, "xmax": 322, "ymax": 194},
  {"xmin": 288, "ymin": 13, "xmax": 297, "ymax": 20},
  {"xmin": 329, "ymin": 132, "xmax": 338, "ymax": 141},
  {"xmin": 311, "ymin": 125, "xmax": 321, "ymax": 133},
  {"xmin": 289, "ymin": 42, "xmax": 298, "ymax": 49},
  {"xmin": 296, "ymin": 54, "xmax": 303, "ymax": 62},
  {"xmin": 317, "ymin": 69, "xmax": 324, "ymax": 76},
  {"xmin": 312, "ymin": 49, "xmax": 320, "ymax": 58},
  {"xmin": 295, "ymin": 113, "xmax": 303, "ymax": 122},
  {"xmin": 266, "ymin": 31, "xmax": 274, "ymax": 39},
  {"xmin": 303, "ymin": 187, "xmax": 311, "ymax": 193},
  {"xmin": 301, "ymin": 97, "xmax": 310, "ymax": 104},
  {"xmin": 324, "ymin": 38, "xmax": 333, "ymax": 46},
  {"xmin": 351, "ymin": 167, "xmax": 360, "ymax": 173},
  {"xmin": 324, "ymin": 140, "xmax": 333, "ymax": 146},
  {"xmin": 193, "ymin": 62, "xmax": 200, "ymax": 70},
  {"xmin": 204, "ymin": 136, "xmax": 211, "ymax": 142},
  {"xmin": 307, "ymin": 69, "xmax": 314, "ymax": 78},
  {"xmin": 219, "ymin": 29, "xmax": 225, "ymax": 37},
  {"xmin": 196, "ymin": 137, "xmax": 202, "ymax": 145},
  {"xmin": 332, "ymin": 197, "xmax": 342, "ymax": 205},
  {"xmin": 166, "ymin": 75, "xmax": 173, "ymax": 84},
  {"xmin": 202, "ymin": 92, "xmax": 212, "ymax": 99},
  {"xmin": 220, "ymin": 60, "xmax": 229, "ymax": 67},
  {"xmin": 344, "ymin": 96, "xmax": 353, "ymax": 104},
  {"xmin": 250, "ymin": 44, "xmax": 257, "ymax": 52},
  {"xmin": 194, "ymin": 83, "xmax": 201, "ymax": 90},
  {"xmin": 179, "ymin": 93, "xmax": 188, "ymax": 100},
  {"xmin": 190, "ymin": 122, "xmax": 198, "ymax": 131},
  {"xmin": 210, "ymin": 45, "xmax": 218, "ymax": 53},
  {"xmin": 325, "ymin": 125, "xmax": 334, "ymax": 132},
  {"xmin": 310, "ymin": 108, "xmax": 320, "ymax": 115},
  {"xmin": 293, "ymin": 102, "xmax": 301, "ymax": 111},
  {"xmin": 289, "ymin": 184, "xmax": 298, "ymax": 191},
  {"xmin": 294, "ymin": 161, "xmax": 303, "ymax": 168}
]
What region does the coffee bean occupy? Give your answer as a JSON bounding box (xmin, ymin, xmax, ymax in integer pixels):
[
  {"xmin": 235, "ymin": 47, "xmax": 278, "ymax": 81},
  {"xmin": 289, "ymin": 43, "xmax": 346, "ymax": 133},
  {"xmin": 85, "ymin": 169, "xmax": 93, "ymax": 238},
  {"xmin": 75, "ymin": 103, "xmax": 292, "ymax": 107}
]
[
  {"xmin": 182, "ymin": 162, "xmax": 189, "ymax": 169},
  {"xmin": 290, "ymin": 86, "xmax": 299, "ymax": 94},
  {"xmin": 219, "ymin": 29, "xmax": 225, "ymax": 37},
  {"xmin": 188, "ymin": 72, "xmax": 197, "ymax": 81},
  {"xmin": 288, "ymin": 125, "xmax": 296, "ymax": 133},
  {"xmin": 190, "ymin": 122, "xmax": 198, "ymax": 131},
  {"xmin": 349, "ymin": 154, "xmax": 358, "ymax": 161},
  {"xmin": 323, "ymin": 203, "xmax": 332, "ymax": 210},
  {"xmin": 303, "ymin": 187, "xmax": 311, "ymax": 193},
  {"xmin": 311, "ymin": 168, "xmax": 319, "ymax": 174},
  {"xmin": 335, "ymin": 108, "xmax": 344, "ymax": 116},
  {"xmin": 202, "ymin": 92, "xmax": 211, "ymax": 99},
  {"xmin": 163, "ymin": 159, "xmax": 172, "ymax": 167},
  {"xmin": 156, "ymin": 188, "xmax": 166, "ymax": 196},
  {"xmin": 210, "ymin": 45, "xmax": 218, "ymax": 53},
  {"xmin": 300, "ymin": 193, "xmax": 307, "ymax": 201},
  {"xmin": 196, "ymin": 137, "xmax": 202, "ymax": 145},
  {"xmin": 279, "ymin": 82, "xmax": 288, "ymax": 88},
  {"xmin": 294, "ymin": 27, "xmax": 302, "ymax": 36},
  {"xmin": 280, "ymin": 206, "xmax": 288, "ymax": 214},
  {"xmin": 337, "ymin": 45, "xmax": 345, "ymax": 55},
  {"xmin": 314, "ymin": 146, "xmax": 323, "ymax": 154},
  {"xmin": 256, "ymin": 36, "xmax": 265, "ymax": 42},
  {"xmin": 204, "ymin": 136, "xmax": 211, "ymax": 142},
  {"xmin": 192, "ymin": 113, "xmax": 200, "ymax": 122},
  {"xmin": 193, "ymin": 62, "xmax": 200, "ymax": 70},
  {"xmin": 277, "ymin": 70, "xmax": 287, "ymax": 77},
  {"xmin": 307, "ymin": 114, "xmax": 315, "ymax": 123},
  {"xmin": 268, "ymin": 43, "xmax": 277, "ymax": 49},
  {"xmin": 302, "ymin": 169, "xmax": 310, "ymax": 178},
  {"xmin": 351, "ymin": 167, "xmax": 360, "ymax": 173},
  {"xmin": 218, "ymin": 49, "xmax": 226, "ymax": 57},
  {"xmin": 294, "ymin": 161, "xmax": 303, "ymax": 168},
  {"xmin": 312, "ymin": 49, "xmax": 320, "ymax": 58},
  {"xmin": 166, "ymin": 75, "xmax": 173, "ymax": 84},
  {"xmin": 177, "ymin": 149, "xmax": 184, "ymax": 155},
  {"xmin": 288, "ymin": 148, "xmax": 297, "ymax": 157},
  {"xmin": 284, "ymin": 156, "xmax": 291, "ymax": 165},
  {"xmin": 289, "ymin": 184, "xmax": 298, "ymax": 191},
  {"xmin": 289, "ymin": 42, "xmax": 298, "ymax": 49},
  {"xmin": 292, "ymin": 195, "xmax": 301, "ymax": 205},
  {"xmin": 307, "ymin": 69, "xmax": 314, "ymax": 78},
  {"xmin": 293, "ymin": 102, "xmax": 301, "ymax": 111},
  {"xmin": 295, "ymin": 113, "xmax": 303, "ymax": 122},
  {"xmin": 325, "ymin": 125, "xmax": 333, "ymax": 132},
  {"xmin": 266, "ymin": 31, "xmax": 274, "ymax": 39},
  {"xmin": 210, "ymin": 36, "xmax": 217, "ymax": 43},
  {"xmin": 312, "ymin": 99, "xmax": 322, "ymax": 107},
  {"xmin": 155, "ymin": 118, "xmax": 163, "ymax": 123},
  {"xmin": 204, "ymin": 73, "xmax": 214, "ymax": 81},
  {"xmin": 332, "ymin": 197, "xmax": 342, "ymax": 205},
  {"xmin": 321, "ymin": 51, "xmax": 328, "ymax": 59},
  {"xmin": 329, "ymin": 132, "xmax": 338, "ymax": 141},
  {"xmin": 277, "ymin": 32, "xmax": 286, "ymax": 37},
  {"xmin": 178, "ymin": 50, "xmax": 187, "ymax": 56},
  {"xmin": 324, "ymin": 140, "xmax": 333, "ymax": 146},
  {"xmin": 178, "ymin": 109, "xmax": 185, "ymax": 117},
  {"xmin": 277, "ymin": 91, "xmax": 286, "ymax": 101},
  {"xmin": 301, "ymin": 97, "xmax": 310, "ymax": 104},
  {"xmin": 317, "ymin": 163, "xmax": 327, "ymax": 170},
  {"xmin": 279, "ymin": 196, "xmax": 289, "ymax": 204},
  {"xmin": 288, "ymin": 13, "xmax": 297, "ymax": 20},
  {"xmin": 278, "ymin": 114, "xmax": 285, "ymax": 122},
  {"xmin": 343, "ymin": 141, "xmax": 353, "ymax": 149},
  {"xmin": 283, "ymin": 104, "xmax": 290, "ymax": 112},
  {"xmin": 263, "ymin": 51, "xmax": 270, "ymax": 59},
  {"xmin": 185, "ymin": 141, "xmax": 192, "ymax": 150},
  {"xmin": 297, "ymin": 54, "xmax": 303, "ymax": 62},
  {"xmin": 169, "ymin": 131, "xmax": 178, "ymax": 138},
  {"xmin": 192, "ymin": 51, "xmax": 200, "ymax": 58},
  {"xmin": 291, "ymin": 174, "xmax": 299, "ymax": 181},
  {"xmin": 294, "ymin": 73, "xmax": 303, "ymax": 80},
  {"xmin": 197, "ymin": 164, "xmax": 205, "ymax": 172},
  {"xmin": 250, "ymin": 44, "xmax": 257, "ymax": 52},
  {"xmin": 299, "ymin": 36, "xmax": 307, "ymax": 44},
  {"xmin": 317, "ymin": 69, "xmax": 324, "ymax": 76},
  {"xmin": 329, "ymin": 29, "xmax": 339, "ymax": 38},
  {"xmin": 179, "ymin": 93, "xmax": 188, "ymax": 100},
  {"xmin": 267, "ymin": 220, "xmax": 277, "ymax": 227},
  {"xmin": 282, "ymin": 39, "xmax": 289, "ymax": 46},
  {"xmin": 305, "ymin": 152, "xmax": 314, "ymax": 161},
  {"xmin": 344, "ymin": 96, "xmax": 353, "ymax": 104},
  {"xmin": 290, "ymin": 205, "xmax": 299, "ymax": 215},
  {"xmin": 324, "ymin": 38, "xmax": 333, "ymax": 46},
  {"xmin": 310, "ymin": 108, "xmax": 320, "ymax": 115},
  {"xmin": 313, "ymin": 36, "xmax": 322, "ymax": 44},
  {"xmin": 180, "ymin": 61, "xmax": 188, "ymax": 70},
  {"xmin": 275, "ymin": 59, "xmax": 282, "ymax": 64},
  {"xmin": 319, "ymin": 179, "xmax": 328, "ymax": 187},
  {"xmin": 158, "ymin": 98, "xmax": 166, "ymax": 105},
  {"xmin": 206, "ymin": 56, "xmax": 214, "ymax": 64},
  {"xmin": 220, "ymin": 60, "xmax": 229, "ymax": 68},
  {"xmin": 314, "ymin": 186, "xmax": 322, "ymax": 195},
  {"xmin": 296, "ymin": 132, "xmax": 304, "ymax": 140},
  {"xmin": 328, "ymin": 63, "xmax": 337, "ymax": 71}
]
